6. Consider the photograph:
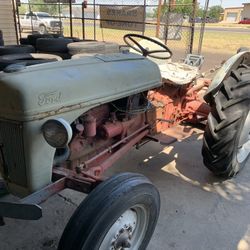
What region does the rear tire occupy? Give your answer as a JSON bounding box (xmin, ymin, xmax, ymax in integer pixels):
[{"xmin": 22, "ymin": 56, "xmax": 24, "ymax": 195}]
[
  {"xmin": 27, "ymin": 34, "xmax": 53, "ymax": 47},
  {"xmin": 67, "ymin": 41, "xmax": 106, "ymax": 55},
  {"xmin": 0, "ymin": 53, "xmax": 62, "ymax": 71},
  {"xmin": 19, "ymin": 38, "xmax": 29, "ymax": 45},
  {"xmin": 202, "ymin": 64, "xmax": 250, "ymax": 177},
  {"xmin": 36, "ymin": 38, "xmax": 73, "ymax": 53},
  {"xmin": 58, "ymin": 172, "xmax": 160, "ymax": 250},
  {"xmin": 67, "ymin": 41, "xmax": 119, "ymax": 55},
  {"xmin": 0, "ymin": 45, "xmax": 35, "ymax": 56}
]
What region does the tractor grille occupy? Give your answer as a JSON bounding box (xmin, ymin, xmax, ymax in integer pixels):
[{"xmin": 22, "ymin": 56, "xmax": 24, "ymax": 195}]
[
  {"xmin": 0, "ymin": 121, "xmax": 27, "ymax": 186},
  {"xmin": 50, "ymin": 21, "xmax": 61, "ymax": 27}
]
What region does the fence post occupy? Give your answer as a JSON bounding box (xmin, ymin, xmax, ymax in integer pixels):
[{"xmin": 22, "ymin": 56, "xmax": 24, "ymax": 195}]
[
  {"xmin": 164, "ymin": 1, "xmax": 170, "ymax": 44},
  {"xmin": 190, "ymin": 0, "xmax": 197, "ymax": 54},
  {"xmin": 156, "ymin": 0, "xmax": 162, "ymax": 38},
  {"xmin": 27, "ymin": 0, "xmax": 34, "ymax": 34},
  {"xmin": 93, "ymin": 0, "xmax": 96, "ymax": 41},
  {"xmin": 142, "ymin": 0, "xmax": 146, "ymax": 36},
  {"xmin": 12, "ymin": 0, "xmax": 19, "ymax": 44},
  {"xmin": 58, "ymin": 0, "xmax": 62, "ymax": 35},
  {"xmin": 69, "ymin": 0, "xmax": 73, "ymax": 37},
  {"xmin": 82, "ymin": 2, "xmax": 85, "ymax": 40}
]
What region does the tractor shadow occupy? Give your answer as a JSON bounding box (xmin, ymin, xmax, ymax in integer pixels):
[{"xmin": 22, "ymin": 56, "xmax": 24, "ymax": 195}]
[
  {"xmin": 110, "ymin": 130, "xmax": 250, "ymax": 250},
  {"xmin": 110, "ymin": 130, "xmax": 250, "ymax": 203}
]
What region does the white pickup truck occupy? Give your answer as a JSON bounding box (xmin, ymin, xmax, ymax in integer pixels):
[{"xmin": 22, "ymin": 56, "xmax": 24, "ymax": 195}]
[{"xmin": 20, "ymin": 12, "xmax": 63, "ymax": 34}]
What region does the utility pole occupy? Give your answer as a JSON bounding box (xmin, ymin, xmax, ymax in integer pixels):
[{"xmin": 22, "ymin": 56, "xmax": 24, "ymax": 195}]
[
  {"xmin": 198, "ymin": 0, "xmax": 210, "ymax": 54},
  {"xmin": 169, "ymin": 0, "xmax": 176, "ymax": 10},
  {"xmin": 170, "ymin": 0, "xmax": 176, "ymax": 5}
]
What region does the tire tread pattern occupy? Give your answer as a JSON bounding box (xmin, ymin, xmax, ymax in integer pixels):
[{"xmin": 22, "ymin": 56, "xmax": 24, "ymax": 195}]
[
  {"xmin": 58, "ymin": 173, "xmax": 160, "ymax": 250},
  {"xmin": 202, "ymin": 65, "xmax": 250, "ymax": 177}
]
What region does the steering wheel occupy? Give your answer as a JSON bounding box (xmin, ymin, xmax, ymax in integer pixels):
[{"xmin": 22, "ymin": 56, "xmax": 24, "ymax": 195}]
[{"xmin": 123, "ymin": 34, "xmax": 173, "ymax": 60}]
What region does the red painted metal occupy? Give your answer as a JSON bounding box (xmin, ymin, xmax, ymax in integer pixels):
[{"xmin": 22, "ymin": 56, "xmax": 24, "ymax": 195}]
[
  {"xmin": 67, "ymin": 103, "xmax": 146, "ymax": 172},
  {"xmin": 85, "ymin": 104, "xmax": 110, "ymax": 127},
  {"xmin": 19, "ymin": 167, "xmax": 101, "ymax": 206},
  {"xmin": 100, "ymin": 122, "xmax": 124, "ymax": 139},
  {"xmin": 147, "ymin": 78, "xmax": 210, "ymax": 133},
  {"xmin": 83, "ymin": 114, "xmax": 97, "ymax": 137},
  {"xmin": 53, "ymin": 168, "xmax": 100, "ymax": 193},
  {"xmin": 53, "ymin": 167, "xmax": 100, "ymax": 183},
  {"xmin": 98, "ymin": 129, "xmax": 149, "ymax": 172},
  {"xmin": 99, "ymin": 117, "xmax": 139, "ymax": 140},
  {"xmin": 82, "ymin": 124, "xmax": 149, "ymax": 169}
]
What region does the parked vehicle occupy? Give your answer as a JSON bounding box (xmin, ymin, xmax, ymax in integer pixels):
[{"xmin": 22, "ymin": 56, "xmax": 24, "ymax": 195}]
[
  {"xmin": 0, "ymin": 34, "xmax": 249, "ymax": 249},
  {"xmin": 20, "ymin": 12, "xmax": 63, "ymax": 34},
  {"xmin": 189, "ymin": 16, "xmax": 219, "ymax": 23},
  {"xmin": 239, "ymin": 19, "xmax": 250, "ymax": 24}
]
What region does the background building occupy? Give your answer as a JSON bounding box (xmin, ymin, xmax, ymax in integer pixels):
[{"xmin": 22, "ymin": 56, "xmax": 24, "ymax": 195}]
[
  {"xmin": 222, "ymin": 2, "xmax": 250, "ymax": 23},
  {"xmin": 0, "ymin": 0, "xmax": 17, "ymax": 45},
  {"xmin": 222, "ymin": 7, "xmax": 243, "ymax": 23},
  {"xmin": 242, "ymin": 3, "xmax": 250, "ymax": 20}
]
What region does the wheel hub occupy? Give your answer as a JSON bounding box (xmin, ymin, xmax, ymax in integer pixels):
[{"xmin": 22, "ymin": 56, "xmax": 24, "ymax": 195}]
[
  {"xmin": 108, "ymin": 210, "xmax": 136, "ymax": 250},
  {"xmin": 112, "ymin": 228, "xmax": 132, "ymax": 249},
  {"xmin": 99, "ymin": 206, "xmax": 147, "ymax": 250}
]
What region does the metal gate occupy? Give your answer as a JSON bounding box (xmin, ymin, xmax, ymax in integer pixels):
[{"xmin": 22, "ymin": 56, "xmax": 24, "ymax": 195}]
[{"xmin": 17, "ymin": 0, "xmax": 198, "ymax": 60}]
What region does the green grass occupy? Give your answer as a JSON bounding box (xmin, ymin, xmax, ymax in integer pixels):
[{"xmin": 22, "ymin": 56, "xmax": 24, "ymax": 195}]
[
  {"xmin": 193, "ymin": 32, "xmax": 250, "ymax": 54},
  {"xmin": 62, "ymin": 20, "xmax": 250, "ymax": 55}
]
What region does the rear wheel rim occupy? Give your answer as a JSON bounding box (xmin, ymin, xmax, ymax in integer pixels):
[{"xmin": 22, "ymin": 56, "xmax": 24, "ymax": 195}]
[
  {"xmin": 99, "ymin": 204, "xmax": 149, "ymax": 250},
  {"xmin": 237, "ymin": 112, "xmax": 250, "ymax": 163}
]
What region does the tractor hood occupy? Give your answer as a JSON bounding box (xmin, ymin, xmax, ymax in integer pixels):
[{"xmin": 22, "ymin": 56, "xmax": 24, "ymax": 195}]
[{"xmin": 0, "ymin": 53, "xmax": 161, "ymax": 121}]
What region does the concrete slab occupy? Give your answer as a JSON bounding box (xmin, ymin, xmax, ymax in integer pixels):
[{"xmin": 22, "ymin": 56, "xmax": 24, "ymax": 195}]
[{"xmin": 0, "ymin": 133, "xmax": 250, "ymax": 250}]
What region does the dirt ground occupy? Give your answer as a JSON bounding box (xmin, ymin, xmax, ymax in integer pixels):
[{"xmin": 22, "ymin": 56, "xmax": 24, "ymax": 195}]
[{"xmin": 0, "ymin": 130, "xmax": 250, "ymax": 250}]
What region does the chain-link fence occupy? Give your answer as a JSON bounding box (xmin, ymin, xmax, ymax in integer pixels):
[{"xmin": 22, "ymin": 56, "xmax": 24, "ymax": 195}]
[{"xmin": 17, "ymin": 0, "xmax": 198, "ymax": 60}]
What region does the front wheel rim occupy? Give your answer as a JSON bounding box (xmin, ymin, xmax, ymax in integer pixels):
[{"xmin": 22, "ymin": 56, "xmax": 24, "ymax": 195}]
[
  {"xmin": 99, "ymin": 204, "xmax": 149, "ymax": 250},
  {"xmin": 237, "ymin": 112, "xmax": 250, "ymax": 163},
  {"xmin": 39, "ymin": 26, "xmax": 46, "ymax": 34}
]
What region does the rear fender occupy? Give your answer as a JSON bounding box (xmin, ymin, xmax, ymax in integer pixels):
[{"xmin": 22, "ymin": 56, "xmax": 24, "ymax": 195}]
[{"xmin": 204, "ymin": 51, "xmax": 250, "ymax": 103}]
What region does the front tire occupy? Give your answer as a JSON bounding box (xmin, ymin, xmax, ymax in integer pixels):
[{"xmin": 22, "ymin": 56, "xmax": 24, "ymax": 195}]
[
  {"xmin": 39, "ymin": 25, "xmax": 47, "ymax": 35},
  {"xmin": 58, "ymin": 172, "xmax": 160, "ymax": 250},
  {"xmin": 202, "ymin": 64, "xmax": 250, "ymax": 177}
]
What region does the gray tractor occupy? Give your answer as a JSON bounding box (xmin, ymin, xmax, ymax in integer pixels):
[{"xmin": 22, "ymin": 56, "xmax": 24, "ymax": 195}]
[{"xmin": 0, "ymin": 34, "xmax": 249, "ymax": 249}]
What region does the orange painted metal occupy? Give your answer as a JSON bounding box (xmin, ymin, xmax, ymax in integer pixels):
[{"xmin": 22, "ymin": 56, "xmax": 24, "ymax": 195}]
[{"xmin": 148, "ymin": 78, "xmax": 210, "ymax": 133}]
